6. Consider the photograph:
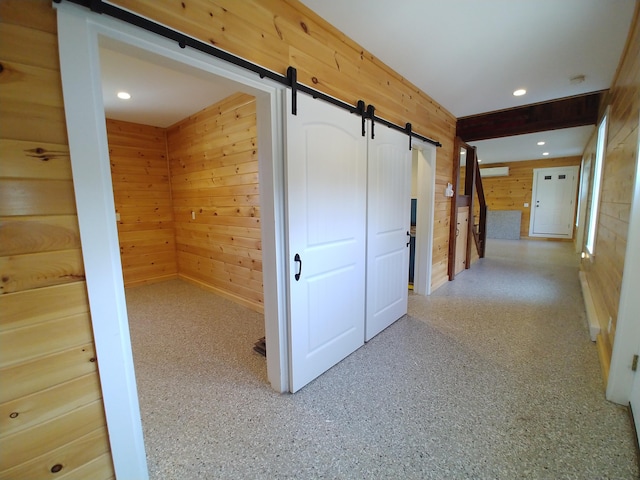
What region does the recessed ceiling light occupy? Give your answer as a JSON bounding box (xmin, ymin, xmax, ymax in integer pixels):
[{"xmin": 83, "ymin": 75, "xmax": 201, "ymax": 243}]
[
  {"xmin": 537, "ymin": 141, "xmax": 545, "ymax": 146},
  {"xmin": 478, "ymin": 159, "xmax": 482, "ymax": 163},
  {"xmin": 542, "ymin": 152, "xmax": 550, "ymax": 156},
  {"xmin": 117, "ymin": 91, "xmax": 131, "ymax": 100},
  {"xmin": 513, "ymin": 89, "xmax": 527, "ymax": 97}
]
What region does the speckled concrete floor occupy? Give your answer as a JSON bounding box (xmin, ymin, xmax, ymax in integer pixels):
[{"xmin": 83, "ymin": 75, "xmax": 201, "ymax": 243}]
[{"xmin": 126, "ymin": 239, "xmax": 639, "ymax": 479}]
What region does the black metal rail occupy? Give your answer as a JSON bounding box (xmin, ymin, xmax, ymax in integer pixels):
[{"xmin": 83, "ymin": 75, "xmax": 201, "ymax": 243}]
[{"xmin": 55, "ymin": 0, "xmax": 441, "ymax": 148}]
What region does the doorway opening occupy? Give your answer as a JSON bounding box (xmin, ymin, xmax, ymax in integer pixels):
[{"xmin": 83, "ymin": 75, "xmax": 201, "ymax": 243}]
[
  {"xmin": 57, "ymin": 5, "xmax": 288, "ymax": 476},
  {"xmin": 98, "ymin": 36, "xmax": 277, "ymax": 470},
  {"xmin": 410, "ymin": 144, "xmax": 436, "ymax": 296}
]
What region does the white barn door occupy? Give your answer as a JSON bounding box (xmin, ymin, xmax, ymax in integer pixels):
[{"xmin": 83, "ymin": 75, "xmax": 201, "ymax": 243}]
[
  {"xmin": 365, "ymin": 126, "xmax": 412, "ymax": 341},
  {"xmin": 286, "ymin": 92, "xmax": 367, "ymax": 392}
]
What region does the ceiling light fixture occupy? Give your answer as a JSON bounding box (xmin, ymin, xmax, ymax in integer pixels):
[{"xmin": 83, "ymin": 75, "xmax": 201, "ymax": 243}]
[
  {"xmin": 542, "ymin": 152, "xmax": 550, "ymax": 156},
  {"xmin": 513, "ymin": 89, "xmax": 526, "ymax": 97},
  {"xmin": 537, "ymin": 141, "xmax": 545, "ymax": 146},
  {"xmin": 117, "ymin": 91, "xmax": 131, "ymax": 100}
]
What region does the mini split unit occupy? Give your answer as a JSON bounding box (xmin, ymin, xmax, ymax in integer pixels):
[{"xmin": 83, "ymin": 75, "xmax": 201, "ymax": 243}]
[{"xmin": 479, "ymin": 166, "xmax": 509, "ymax": 177}]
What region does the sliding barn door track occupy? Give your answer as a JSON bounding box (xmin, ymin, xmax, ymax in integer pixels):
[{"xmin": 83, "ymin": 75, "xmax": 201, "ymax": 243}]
[{"xmin": 55, "ymin": 0, "xmax": 441, "ymax": 149}]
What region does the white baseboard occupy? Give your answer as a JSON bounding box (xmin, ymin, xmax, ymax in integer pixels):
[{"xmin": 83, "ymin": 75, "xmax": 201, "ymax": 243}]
[{"xmin": 579, "ymin": 270, "xmax": 600, "ymax": 342}]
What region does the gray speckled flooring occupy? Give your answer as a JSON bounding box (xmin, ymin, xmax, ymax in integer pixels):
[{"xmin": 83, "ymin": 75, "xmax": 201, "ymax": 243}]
[{"xmin": 126, "ymin": 239, "xmax": 639, "ymax": 479}]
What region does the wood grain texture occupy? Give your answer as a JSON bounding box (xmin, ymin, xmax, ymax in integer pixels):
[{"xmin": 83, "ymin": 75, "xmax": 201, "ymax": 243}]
[
  {"xmin": 479, "ymin": 156, "xmax": 582, "ymax": 239},
  {"xmin": 0, "ymin": 373, "xmax": 102, "ymax": 437},
  {"xmin": 107, "ymin": 118, "xmax": 178, "ymax": 286},
  {"xmin": 0, "ymin": 215, "xmax": 80, "ymax": 256},
  {"xmin": 167, "ymin": 93, "xmax": 264, "ymax": 311},
  {"xmin": 0, "ymin": 343, "xmax": 97, "ymax": 404},
  {"xmin": 0, "ymin": 3, "xmax": 114, "ymax": 479},
  {"xmin": 0, "ymin": 399, "xmax": 105, "ymax": 470},
  {"xmin": 580, "ymin": 4, "xmax": 640, "ymax": 373},
  {"xmin": 0, "ymin": 426, "xmax": 111, "ymax": 480},
  {"xmin": 110, "ymin": 0, "xmax": 457, "ymax": 291},
  {"xmin": 0, "ymin": 248, "xmax": 85, "ymax": 294},
  {"xmin": 0, "ymin": 312, "xmax": 94, "ymax": 368}
]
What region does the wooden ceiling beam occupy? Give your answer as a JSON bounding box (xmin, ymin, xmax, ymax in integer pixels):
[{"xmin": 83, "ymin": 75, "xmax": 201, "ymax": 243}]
[{"xmin": 456, "ymin": 92, "xmax": 604, "ymax": 142}]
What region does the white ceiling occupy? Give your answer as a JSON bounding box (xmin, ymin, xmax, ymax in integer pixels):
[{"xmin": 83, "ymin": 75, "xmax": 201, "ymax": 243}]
[
  {"xmin": 99, "ymin": 1, "xmax": 635, "ymax": 162},
  {"xmin": 300, "ymin": 0, "xmax": 634, "ymax": 118},
  {"xmin": 100, "ymin": 39, "xmax": 241, "ymax": 128},
  {"xmin": 470, "ymin": 125, "xmax": 595, "ymax": 164}
]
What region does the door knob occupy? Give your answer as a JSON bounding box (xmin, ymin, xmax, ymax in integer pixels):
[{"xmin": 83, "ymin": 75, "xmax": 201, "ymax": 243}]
[{"xmin": 406, "ymin": 231, "xmax": 411, "ymax": 247}]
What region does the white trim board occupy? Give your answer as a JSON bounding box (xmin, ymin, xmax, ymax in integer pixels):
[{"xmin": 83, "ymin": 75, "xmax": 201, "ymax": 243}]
[{"xmin": 412, "ymin": 142, "xmax": 437, "ymax": 296}]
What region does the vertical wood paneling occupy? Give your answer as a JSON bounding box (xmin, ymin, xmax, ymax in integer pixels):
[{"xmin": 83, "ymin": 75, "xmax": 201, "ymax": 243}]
[
  {"xmin": 580, "ymin": 4, "xmax": 640, "ymax": 369},
  {"xmin": 167, "ymin": 93, "xmax": 264, "ymax": 312},
  {"xmin": 479, "ymin": 156, "xmax": 582, "ymax": 239},
  {"xmin": 0, "ymin": 2, "xmax": 114, "ymax": 479},
  {"xmin": 106, "ymin": 118, "xmax": 178, "ymax": 286},
  {"xmin": 110, "ymin": 0, "xmax": 457, "ymax": 292}
]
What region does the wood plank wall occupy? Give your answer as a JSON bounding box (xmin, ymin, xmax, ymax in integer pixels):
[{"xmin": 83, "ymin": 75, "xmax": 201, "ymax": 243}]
[
  {"xmin": 479, "ymin": 156, "xmax": 582, "ymax": 239},
  {"xmin": 0, "ymin": 1, "xmax": 114, "ymax": 479},
  {"xmin": 110, "ymin": 0, "xmax": 457, "ymax": 292},
  {"xmin": 166, "ymin": 93, "xmax": 264, "ymax": 312},
  {"xmin": 106, "ymin": 119, "xmax": 178, "ymax": 286},
  {"xmin": 580, "ymin": 3, "xmax": 640, "ymax": 371}
]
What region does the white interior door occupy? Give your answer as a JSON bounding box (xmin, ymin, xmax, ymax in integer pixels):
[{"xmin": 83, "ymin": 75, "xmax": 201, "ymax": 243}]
[
  {"xmin": 530, "ymin": 166, "xmax": 579, "ymax": 237},
  {"xmin": 365, "ymin": 125, "xmax": 412, "ymax": 341},
  {"xmin": 286, "ymin": 92, "xmax": 367, "ymax": 392}
]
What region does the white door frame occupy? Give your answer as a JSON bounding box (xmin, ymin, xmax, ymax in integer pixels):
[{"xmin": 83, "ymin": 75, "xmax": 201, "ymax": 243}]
[
  {"xmin": 412, "ymin": 142, "xmax": 436, "ymax": 295},
  {"xmin": 606, "ymin": 107, "xmax": 640, "ymax": 406},
  {"xmin": 56, "ymin": 4, "xmax": 289, "ymax": 478}
]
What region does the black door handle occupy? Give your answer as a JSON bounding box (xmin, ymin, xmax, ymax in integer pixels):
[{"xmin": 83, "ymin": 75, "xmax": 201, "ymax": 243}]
[
  {"xmin": 406, "ymin": 231, "xmax": 411, "ymax": 247},
  {"xmin": 294, "ymin": 253, "xmax": 302, "ymax": 281}
]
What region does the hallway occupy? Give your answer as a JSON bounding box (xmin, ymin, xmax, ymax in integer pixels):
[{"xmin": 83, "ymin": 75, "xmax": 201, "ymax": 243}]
[{"xmin": 127, "ymin": 239, "xmax": 638, "ymax": 479}]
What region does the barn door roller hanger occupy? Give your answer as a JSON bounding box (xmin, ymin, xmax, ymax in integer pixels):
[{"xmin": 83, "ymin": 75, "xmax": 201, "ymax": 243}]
[{"xmin": 57, "ymin": 0, "xmax": 441, "ymax": 149}]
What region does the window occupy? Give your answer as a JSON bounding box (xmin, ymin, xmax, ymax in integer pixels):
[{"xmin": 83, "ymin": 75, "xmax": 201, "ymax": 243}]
[{"xmin": 585, "ymin": 110, "xmax": 608, "ymax": 255}]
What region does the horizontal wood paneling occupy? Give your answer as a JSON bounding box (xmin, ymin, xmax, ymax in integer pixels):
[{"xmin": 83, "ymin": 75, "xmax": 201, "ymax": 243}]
[
  {"xmin": 580, "ymin": 5, "xmax": 640, "ymax": 372},
  {"xmin": 0, "ymin": 372, "xmax": 102, "ymax": 437},
  {"xmin": 111, "ymin": 0, "xmax": 456, "ymax": 292},
  {"xmin": 0, "ymin": 178, "xmax": 77, "ymax": 216},
  {"xmin": 0, "ymin": 281, "xmax": 88, "ymax": 330},
  {"xmin": 0, "ymin": 139, "xmax": 71, "ymax": 179},
  {"xmin": 0, "ymin": 399, "xmax": 105, "ymax": 470},
  {"xmin": 107, "ymin": 118, "xmax": 178, "ymax": 286},
  {"xmin": 167, "ymin": 93, "xmax": 264, "ymax": 311},
  {"xmin": 0, "ymin": 215, "xmax": 81, "ymax": 256},
  {"xmin": 0, "ymin": 2, "xmax": 113, "ymax": 479},
  {"xmin": 0, "ymin": 343, "xmax": 97, "ymax": 404},
  {"xmin": 479, "ymin": 156, "xmax": 582, "ymax": 239},
  {"xmin": 0, "ymin": 426, "xmax": 111, "ymax": 480},
  {"xmin": 0, "ymin": 248, "xmax": 85, "ymax": 294},
  {"xmin": 0, "ymin": 313, "xmax": 94, "ymax": 368}
]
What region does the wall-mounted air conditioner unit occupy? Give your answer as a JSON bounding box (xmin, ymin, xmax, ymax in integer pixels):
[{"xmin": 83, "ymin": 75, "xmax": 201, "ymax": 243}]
[{"xmin": 480, "ymin": 166, "xmax": 509, "ymax": 177}]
